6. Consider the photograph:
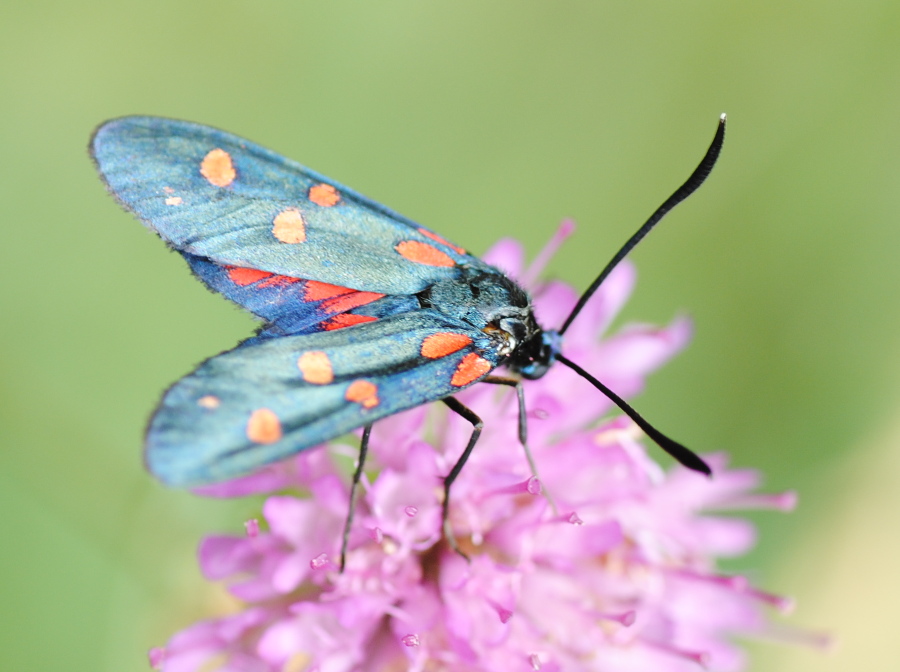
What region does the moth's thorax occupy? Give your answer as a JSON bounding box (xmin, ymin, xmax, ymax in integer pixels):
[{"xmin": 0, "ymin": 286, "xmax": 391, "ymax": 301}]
[
  {"xmin": 420, "ymin": 266, "xmax": 560, "ymax": 379},
  {"xmin": 419, "ymin": 266, "xmax": 527, "ymax": 323}
]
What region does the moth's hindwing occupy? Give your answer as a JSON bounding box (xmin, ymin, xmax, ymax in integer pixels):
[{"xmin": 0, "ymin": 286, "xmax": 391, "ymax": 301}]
[
  {"xmin": 147, "ymin": 311, "xmax": 500, "ymax": 486},
  {"xmin": 185, "ymin": 253, "xmax": 419, "ymax": 337}
]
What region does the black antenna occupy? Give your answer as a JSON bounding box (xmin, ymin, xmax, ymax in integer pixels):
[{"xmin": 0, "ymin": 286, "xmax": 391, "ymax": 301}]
[
  {"xmin": 559, "ymin": 114, "xmax": 726, "ymax": 336},
  {"xmin": 555, "ymin": 353, "xmax": 711, "ymax": 475}
]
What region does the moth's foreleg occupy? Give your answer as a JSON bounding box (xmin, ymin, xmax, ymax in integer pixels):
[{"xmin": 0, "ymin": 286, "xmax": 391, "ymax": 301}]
[{"xmin": 482, "ymin": 375, "xmax": 557, "ymax": 515}]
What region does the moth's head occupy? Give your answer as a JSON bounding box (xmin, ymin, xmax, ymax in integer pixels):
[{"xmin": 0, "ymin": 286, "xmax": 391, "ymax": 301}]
[
  {"xmin": 466, "ymin": 272, "xmax": 543, "ymax": 357},
  {"xmin": 510, "ymin": 329, "xmax": 561, "ymax": 380},
  {"xmin": 461, "ymin": 271, "xmax": 561, "ymax": 376}
]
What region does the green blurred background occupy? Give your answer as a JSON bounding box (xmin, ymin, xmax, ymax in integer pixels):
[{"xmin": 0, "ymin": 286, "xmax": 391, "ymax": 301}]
[{"xmin": 3, "ymin": 1, "xmax": 899, "ymax": 670}]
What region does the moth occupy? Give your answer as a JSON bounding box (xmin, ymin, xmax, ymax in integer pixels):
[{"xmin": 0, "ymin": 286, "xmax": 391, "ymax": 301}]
[{"xmin": 91, "ymin": 115, "xmax": 724, "ymax": 562}]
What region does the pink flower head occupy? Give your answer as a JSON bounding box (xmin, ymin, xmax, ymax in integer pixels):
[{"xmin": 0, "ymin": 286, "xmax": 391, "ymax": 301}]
[{"xmin": 155, "ymin": 224, "xmax": 800, "ymax": 672}]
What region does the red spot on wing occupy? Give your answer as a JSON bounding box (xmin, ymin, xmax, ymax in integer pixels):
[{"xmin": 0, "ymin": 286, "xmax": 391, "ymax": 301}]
[
  {"xmin": 227, "ymin": 267, "xmax": 272, "ymax": 286},
  {"xmin": 272, "ymin": 208, "xmax": 307, "ymax": 244},
  {"xmin": 322, "ymin": 314, "xmax": 378, "ymax": 331},
  {"xmin": 309, "ymin": 183, "xmax": 341, "ymax": 207},
  {"xmin": 451, "ymin": 353, "xmax": 493, "ymax": 387},
  {"xmin": 395, "ymin": 240, "xmax": 455, "ymax": 268},
  {"xmin": 297, "ymin": 351, "xmax": 334, "ymax": 384},
  {"xmin": 417, "ymin": 228, "xmax": 466, "ymax": 255},
  {"xmin": 226, "ymin": 266, "xmax": 300, "ymax": 288},
  {"xmin": 303, "ymin": 280, "xmax": 355, "ymax": 302},
  {"xmin": 346, "ymin": 380, "xmax": 379, "ymax": 408},
  {"xmin": 421, "ymin": 332, "xmax": 472, "ymax": 359},
  {"xmin": 321, "ymin": 291, "xmax": 385, "ymax": 315},
  {"xmin": 246, "ymin": 408, "xmax": 282, "ymax": 443},
  {"xmin": 200, "ymin": 148, "xmax": 236, "ymax": 187},
  {"xmin": 300, "ymin": 280, "xmax": 383, "ymax": 315}
]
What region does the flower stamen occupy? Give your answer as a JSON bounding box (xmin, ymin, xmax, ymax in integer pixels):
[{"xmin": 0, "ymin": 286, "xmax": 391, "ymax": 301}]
[
  {"xmin": 485, "ymin": 476, "xmax": 543, "ymax": 498},
  {"xmin": 642, "ymin": 638, "xmax": 710, "ymax": 668}
]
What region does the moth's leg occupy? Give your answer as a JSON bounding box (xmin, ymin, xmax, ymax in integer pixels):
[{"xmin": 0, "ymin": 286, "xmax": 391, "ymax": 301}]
[
  {"xmin": 482, "ymin": 375, "xmax": 558, "ymax": 515},
  {"xmin": 340, "ymin": 423, "xmax": 372, "ymax": 572},
  {"xmin": 441, "ymin": 396, "xmax": 483, "ymax": 559}
]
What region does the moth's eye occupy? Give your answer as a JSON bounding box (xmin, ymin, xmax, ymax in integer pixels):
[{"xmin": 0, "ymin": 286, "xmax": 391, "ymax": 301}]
[{"xmin": 498, "ymin": 318, "xmax": 527, "ymax": 345}]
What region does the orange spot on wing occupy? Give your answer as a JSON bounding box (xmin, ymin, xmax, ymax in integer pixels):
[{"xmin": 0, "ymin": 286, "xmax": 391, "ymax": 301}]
[
  {"xmin": 165, "ymin": 196, "xmax": 183, "ymax": 206},
  {"xmin": 163, "ymin": 186, "xmax": 174, "ymax": 194},
  {"xmin": 395, "ymin": 241, "xmax": 455, "ymax": 268},
  {"xmin": 345, "ymin": 380, "xmax": 379, "ymax": 408},
  {"xmin": 417, "ymin": 228, "xmax": 466, "ymax": 255},
  {"xmin": 197, "ymin": 395, "xmax": 220, "ymax": 409},
  {"xmin": 200, "ymin": 148, "xmax": 236, "ymax": 187},
  {"xmin": 246, "ymin": 408, "xmax": 282, "ymax": 443},
  {"xmin": 322, "ymin": 314, "xmax": 378, "ymax": 331},
  {"xmin": 451, "ymin": 353, "xmax": 492, "ymax": 387},
  {"xmin": 272, "ymin": 208, "xmax": 307, "ymax": 244},
  {"xmin": 421, "ymin": 332, "xmax": 472, "ymax": 359},
  {"xmin": 303, "ymin": 280, "xmax": 355, "ymax": 301},
  {"xmin": 308, "ymin": 183, "xmax": 340, "ymax": 207},
  {"xmin": 297, "ymin": 351, "xmax": 333, "ymax": 384},
  {"xmin": 321, "ymin": 291, "xmax": 385, "ymax": 315},
  {"xmin": 227, "ymin": 267, "xmax": 273, "ymax": 286}
]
